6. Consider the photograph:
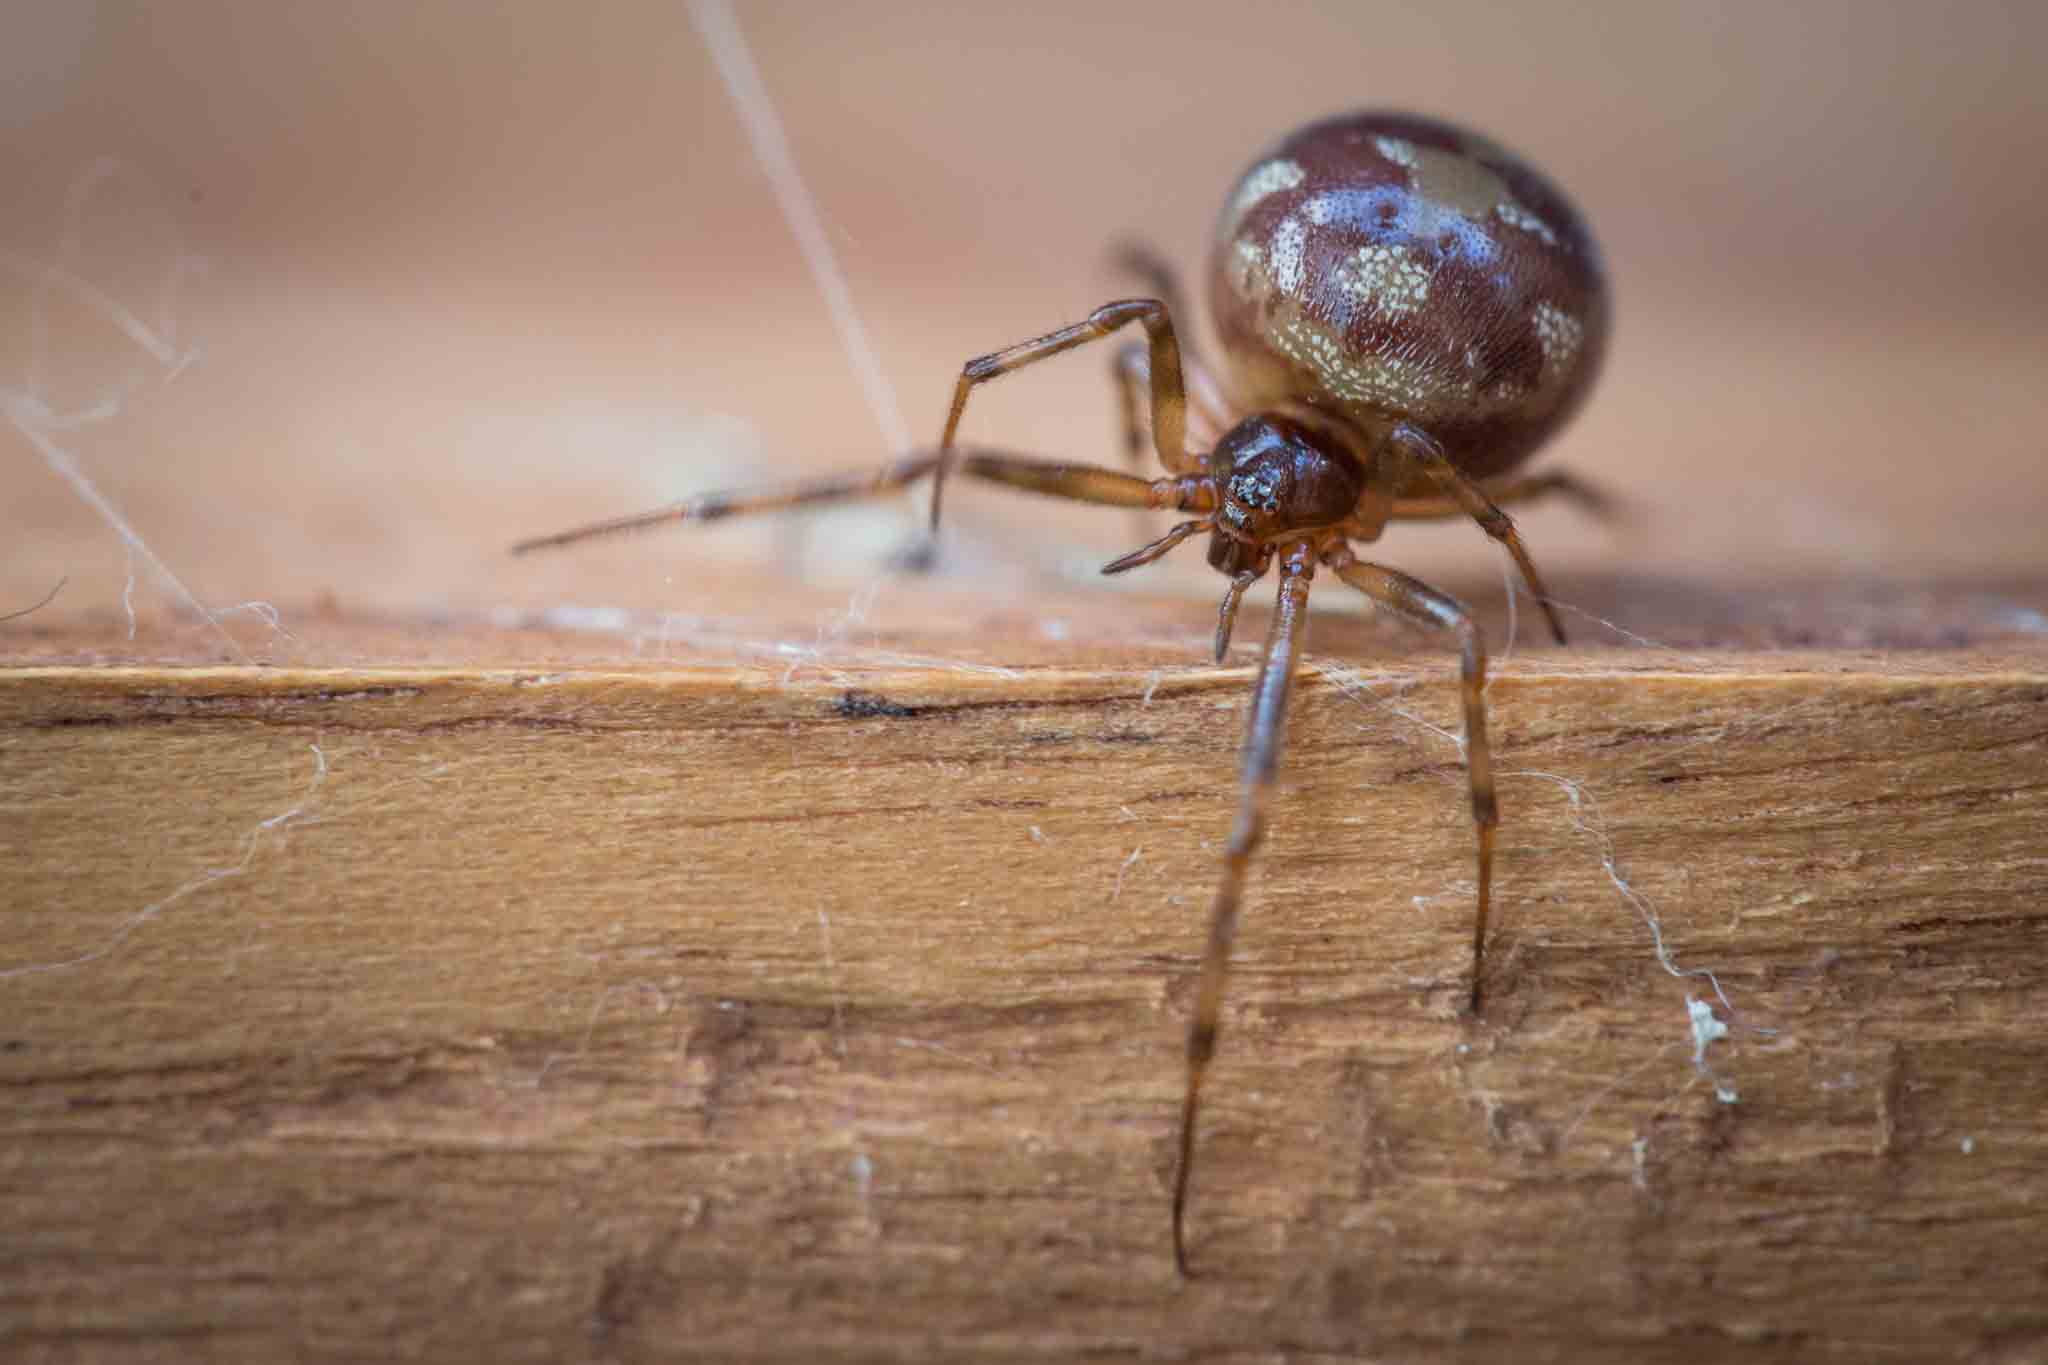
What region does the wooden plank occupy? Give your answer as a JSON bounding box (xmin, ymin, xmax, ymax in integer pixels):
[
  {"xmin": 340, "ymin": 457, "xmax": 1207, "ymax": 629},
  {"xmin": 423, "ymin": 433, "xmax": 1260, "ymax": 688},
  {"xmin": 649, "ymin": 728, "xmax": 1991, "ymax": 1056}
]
[{"xmin": 4, "ymin": 605, "xmax": 2046, "ymax": 1362}]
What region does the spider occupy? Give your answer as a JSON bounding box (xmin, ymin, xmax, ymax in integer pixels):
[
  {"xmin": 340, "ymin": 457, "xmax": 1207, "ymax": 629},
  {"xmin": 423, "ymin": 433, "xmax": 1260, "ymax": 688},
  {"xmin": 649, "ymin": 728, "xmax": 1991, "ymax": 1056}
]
[{"xmin": 515, "ymin": 109, "xmax": 1610, "ymax": 1275}]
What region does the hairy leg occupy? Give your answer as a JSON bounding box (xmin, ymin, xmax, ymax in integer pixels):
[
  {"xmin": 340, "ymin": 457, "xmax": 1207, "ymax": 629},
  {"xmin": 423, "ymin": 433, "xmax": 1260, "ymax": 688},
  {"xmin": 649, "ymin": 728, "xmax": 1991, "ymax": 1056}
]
[
  {"xmin": 1389, "ymin": 423, "xmax": 1570, "ymax": 645},
  {"xmin": 1173, "ymin": 540, "xmax": 1315, "ymax": 1276},
  {"xmin": 512, "ymin": 448, "xmax": 1212, "ymax": 555},
  {"xmin": 930, "ymin": 299, "xmax": 1193, "ymax": 531},
  {"xmin": 1325, "ymin": 545, "xmax": 1499, "ymax": 1015}
]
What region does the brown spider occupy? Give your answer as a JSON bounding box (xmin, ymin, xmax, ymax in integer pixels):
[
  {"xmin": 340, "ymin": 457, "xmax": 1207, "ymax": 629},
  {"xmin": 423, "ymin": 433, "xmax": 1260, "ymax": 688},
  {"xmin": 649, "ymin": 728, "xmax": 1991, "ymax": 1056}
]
[{"xmin": 516, "ymin": 110, "xmax": 1610, "ymax": 1275}]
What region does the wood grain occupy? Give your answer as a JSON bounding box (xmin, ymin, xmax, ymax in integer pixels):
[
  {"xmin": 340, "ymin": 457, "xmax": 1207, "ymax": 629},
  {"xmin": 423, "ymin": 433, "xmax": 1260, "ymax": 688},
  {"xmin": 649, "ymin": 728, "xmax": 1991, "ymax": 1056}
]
[{"xmin": 4, "ymin": 598, "xmax": 2046, "ymax": 1363}]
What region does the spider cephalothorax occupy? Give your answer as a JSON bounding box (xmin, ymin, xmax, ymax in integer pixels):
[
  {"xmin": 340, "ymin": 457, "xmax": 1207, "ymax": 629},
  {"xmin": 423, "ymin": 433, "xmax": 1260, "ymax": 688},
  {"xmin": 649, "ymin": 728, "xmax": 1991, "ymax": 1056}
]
[{"xmin": 1209, "ymin": 414, "xmax": 1365, "ymax": 546}]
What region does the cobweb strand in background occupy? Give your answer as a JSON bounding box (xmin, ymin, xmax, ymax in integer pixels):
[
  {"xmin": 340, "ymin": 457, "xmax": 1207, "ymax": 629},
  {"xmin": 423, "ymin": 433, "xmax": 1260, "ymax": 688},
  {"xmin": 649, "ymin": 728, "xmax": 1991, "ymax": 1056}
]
[{"xmin": 2, "ymin": 157, "xmax": 284, "ymax": 659}]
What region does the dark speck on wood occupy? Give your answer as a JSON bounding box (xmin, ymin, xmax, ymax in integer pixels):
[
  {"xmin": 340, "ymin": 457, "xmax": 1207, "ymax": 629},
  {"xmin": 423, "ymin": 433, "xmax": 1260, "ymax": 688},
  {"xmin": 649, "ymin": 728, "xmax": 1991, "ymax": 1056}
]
[{"xmin": 835, "ymin": 690, "xmax": 922, "ymax": 719}]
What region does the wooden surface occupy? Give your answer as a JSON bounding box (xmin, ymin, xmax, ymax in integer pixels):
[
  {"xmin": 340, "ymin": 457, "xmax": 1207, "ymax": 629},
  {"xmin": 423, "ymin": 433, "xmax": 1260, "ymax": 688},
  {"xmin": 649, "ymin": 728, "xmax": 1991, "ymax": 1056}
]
[{"xmin": 5, "ymin": 588, "xmax": 2047, "ymax": 1363}]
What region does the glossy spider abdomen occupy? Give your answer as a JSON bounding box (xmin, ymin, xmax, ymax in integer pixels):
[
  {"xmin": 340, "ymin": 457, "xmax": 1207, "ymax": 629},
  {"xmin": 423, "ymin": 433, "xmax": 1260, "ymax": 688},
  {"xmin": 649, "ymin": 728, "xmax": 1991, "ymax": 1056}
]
[{"xmin": 1210, "ymin": 110, "xmax": 1609, "ymax": 490}]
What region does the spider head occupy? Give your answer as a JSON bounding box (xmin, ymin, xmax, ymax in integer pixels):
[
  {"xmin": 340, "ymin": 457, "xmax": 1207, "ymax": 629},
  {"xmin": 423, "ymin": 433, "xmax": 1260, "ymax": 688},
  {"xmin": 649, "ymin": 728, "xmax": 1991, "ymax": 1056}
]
[{"xmin": 1207, "ymin": 414, "xmax": 1366, "ymax": 571}]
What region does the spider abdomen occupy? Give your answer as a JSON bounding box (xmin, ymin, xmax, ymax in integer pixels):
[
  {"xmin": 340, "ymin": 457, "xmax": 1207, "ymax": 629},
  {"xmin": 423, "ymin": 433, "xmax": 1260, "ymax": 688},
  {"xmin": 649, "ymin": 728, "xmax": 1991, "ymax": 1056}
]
[{"xmin": 1209, "ymin": 110, "xmax": 1608, "ymax": 486}]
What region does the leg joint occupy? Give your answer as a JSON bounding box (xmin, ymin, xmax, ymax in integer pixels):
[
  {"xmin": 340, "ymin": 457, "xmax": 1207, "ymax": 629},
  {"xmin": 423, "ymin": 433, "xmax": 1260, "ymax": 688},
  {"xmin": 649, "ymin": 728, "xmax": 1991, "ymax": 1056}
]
[{"xmin": 1456, "ymin": 619, "xmax": 1487, "ymax": 673}]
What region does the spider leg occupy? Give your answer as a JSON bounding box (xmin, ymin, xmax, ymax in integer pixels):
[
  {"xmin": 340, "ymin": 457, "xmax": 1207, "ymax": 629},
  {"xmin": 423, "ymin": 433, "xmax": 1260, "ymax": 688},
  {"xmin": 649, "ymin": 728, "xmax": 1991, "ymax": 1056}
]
[
  {"xmin": 1111, "ymin": 343, "xmax": 1172, "ymax": 547},
  {"xmin": 960, "ymin": 453, "xmax": 1211, "ymax": 514},
  {"xmin": 511, "ymin": 450, "xmax": 1210, "ymax": 555},
  {"xmin": 1173, "ymin": 541, "xmax": 1315, "ymax": 1277},
  {"xmin": 1110, "ymin": 343, "xmax": 1230, "ymax": 544},
  {"xmin": 1389, "ymin": 423, "xmax": 1571, "ymax": 646},
  {"xmin": 1211, "ymin": 568, "xmax": 1263, "ymax": 664},
  {"xmin": 1112, "ymin": 342, "xmax": 1155, "ymax": 476},
  {"xmin": 931, "ymin": 298, "xmax": 1191, "ymax": 532},
  {"xmin": 1110, "ymin": 242, "xmax": 1198, "ymax": 347},
  {"xmin": 1388, "ymin": 469, "xmax": 1615, "ymax": 524},
  {"xmin": 1109, "ymin": 241, "xmax": 1235, "ymax": 430},
  {"xmin": 1100, "ymin": 517, "xmax": 1212, "ymax": 575},
  {"xmin": 1324, "ymin": 547, "xmax": 1498, "ymax": 1016}
]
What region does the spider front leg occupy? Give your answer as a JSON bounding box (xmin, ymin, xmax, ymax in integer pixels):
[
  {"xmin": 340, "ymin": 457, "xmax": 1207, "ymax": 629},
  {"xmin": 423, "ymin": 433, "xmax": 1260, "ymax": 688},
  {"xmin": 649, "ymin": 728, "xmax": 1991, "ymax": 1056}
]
[
  {"xmin": 1211, "ymin": 569, "xmax": 1262, "ymax": 663},
  {"xmin": 512, "ymin": 449, "xmax": 1210, "ymax": 555},
  {"xmin": 1389, "ymin": 423, "xmax": 1570, "ymax": 646},
  {"xmin": 1111, "ymin": 343, "xmax": 1165, "ymax": 546},
  {"xmin": 1111, "ymin": 339, "xmax": 1232, "ymax": 547},
  {"xmin": 930, "ymin": 298, "xmax": 1194, "ymax": 531},
  {"xmin": 1173, "ymin": 540, "xmax": 1315, "ymax": 1277},
  {"xmin": 1110, "ymin": 242, "xmax": 1235, "ymax": 432},
  {"xmin": 1324, "ymin": 546, "xmax": 1498, "ymax": 1016}
]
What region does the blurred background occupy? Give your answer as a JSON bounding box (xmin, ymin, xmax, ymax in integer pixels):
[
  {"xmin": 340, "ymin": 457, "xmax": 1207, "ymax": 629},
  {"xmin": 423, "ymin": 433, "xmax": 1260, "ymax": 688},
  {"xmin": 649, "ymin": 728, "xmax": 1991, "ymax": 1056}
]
[{"xmin": 3, "ymin": 0, "xmax": 2045, "ymax": 658}]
